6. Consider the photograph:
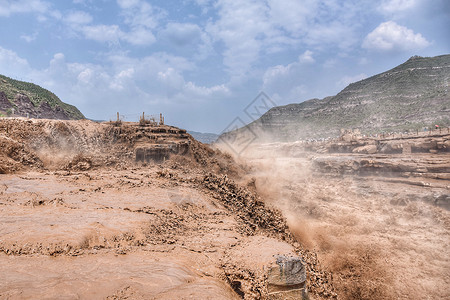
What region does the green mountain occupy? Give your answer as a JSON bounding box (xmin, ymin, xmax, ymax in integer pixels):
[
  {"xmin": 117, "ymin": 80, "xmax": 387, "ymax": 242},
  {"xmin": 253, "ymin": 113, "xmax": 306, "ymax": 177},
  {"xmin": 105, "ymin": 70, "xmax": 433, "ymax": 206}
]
[
  {"xmin": 221, "ymin": 54, "xmax": 450, "ymax": 142},
  {"xmin": 0, "ymin": 74, "xmax": 84, "ymax": 120}
]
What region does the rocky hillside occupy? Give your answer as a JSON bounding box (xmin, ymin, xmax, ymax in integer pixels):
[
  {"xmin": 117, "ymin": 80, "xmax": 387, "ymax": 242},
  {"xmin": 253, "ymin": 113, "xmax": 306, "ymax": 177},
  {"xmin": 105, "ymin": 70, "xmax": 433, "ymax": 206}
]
[
  {"xmin": 0, "ymin": 74, "xmax": 84, "ymax": 120},
  {"xmin": 221, "ymin": 55, "xmax": 450, "ymax": 142}
]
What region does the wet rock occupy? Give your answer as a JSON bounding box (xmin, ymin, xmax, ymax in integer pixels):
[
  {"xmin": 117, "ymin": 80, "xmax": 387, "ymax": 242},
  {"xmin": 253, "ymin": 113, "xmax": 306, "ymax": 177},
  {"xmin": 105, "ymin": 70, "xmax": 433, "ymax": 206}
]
[{"xmin": 268, "ymin": 255, "xmax": 308, "ymax": 299}]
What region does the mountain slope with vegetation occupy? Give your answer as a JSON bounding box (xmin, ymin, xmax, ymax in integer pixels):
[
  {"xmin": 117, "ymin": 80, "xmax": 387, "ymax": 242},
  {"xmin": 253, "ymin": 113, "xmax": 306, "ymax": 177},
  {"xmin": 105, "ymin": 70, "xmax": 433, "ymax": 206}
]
[
  {"xmin": 0, "ymin": 74, "xmax": 84, "ymax": 120},
  {"xmin": 221, "ymin": 54, "xmax": 450, "ymax": 142}
]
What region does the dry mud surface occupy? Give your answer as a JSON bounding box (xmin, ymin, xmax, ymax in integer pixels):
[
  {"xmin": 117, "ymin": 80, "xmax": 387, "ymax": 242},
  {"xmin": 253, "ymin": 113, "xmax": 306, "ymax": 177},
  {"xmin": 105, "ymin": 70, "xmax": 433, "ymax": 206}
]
[{"xmin": 234, "ymin": 144, "xmax": 450, "ymax": 300}]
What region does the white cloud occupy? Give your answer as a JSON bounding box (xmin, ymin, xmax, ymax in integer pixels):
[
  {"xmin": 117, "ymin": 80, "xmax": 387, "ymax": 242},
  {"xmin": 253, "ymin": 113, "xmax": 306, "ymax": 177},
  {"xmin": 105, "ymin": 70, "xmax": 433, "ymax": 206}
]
[
  {"xmin": 194, "ymin": 0, "xmax": 210, "ymax": 6},
  {"xmin": 379, "ymin": 0, "xmax": 417, "ymax": 14},
  {"xmin": 160, "ymin": 22, "xmax": 213, "ymax": 60},
  {"xmin": 63, "ymin": 1, "xmax": 162, "ymax": 47},
  {"xmin": 184, "ymin": 82, "xmax": 229, "ymax": 97},
  {"xmin": 160, "ymin": 23, "xmax": 202, "ymax": 46},
  {"xmin": 77, "ymin": 68, "xmax": 93, "ymax": 84},
  {"xmin": 363, "ymin": 21, "xmax": 430, "ymax": 52},
  {"xmin": 109, "ymin": 68, "xmax": 135, "ymax": 91},
  {"xmin": 263, "ymin": 52, "xmax": 316, "ymax": 87},
  {"xmin": 337, "ymin": 73, "xmax": 368, "ymax": 88},
  {"xmin": 193, "ymin": 0, "xmax": 212, "ymax": 14},
  {"xmin": 122, "ymin": 27, "xmax": 156, "ymax": 45},
  {"xmin": 65, "ymin": 10, "xmax": 93, "ymax": 25},
  {"xmin": 117, "ymin": 0, "xmax": 140, "ymax": 9},
  {"xmin": 206, "ymin": 0, "xmax": 369, "ymax": 79},
  {"xmin": 262, "ymin": 52, "xmax": 321, "ymax": 101},
  {"xmin": 268, "ymin": 0, "xmax": 317, "ymax": 38},
  {"xmin": 118, "ymin": 0, "xmax": 163, "ymax": 29},
  {"xmin": 299, "ymin": 50, "xmax": 315, "ymax": 64},
  {"xmin": 158, "ymin": 68, "xmax": 185, "ymax": 93},
  {"xmin": 74, "ymin": 22, "xmax": 156, "ymax": 46},
  {"xmin": 206, "ymin": 0, "xmax": 272, "ymax": 76},
  {"xmin": 47, "ymin": 9, "xmax": 61, "ymax": 20},
  {"xmin": 20, "ymin": 32, "xmax": 38, "ymax": 42},
  {"xmin": 156, "ymin": 67, "xmax": 229, "ymax": 99},
  {"xmin": 95, "ymin": 0, "xmax": 163, "ymax": 47},
  {"xmin": 0, "ymin": 46, "xmax": 33, "ymax": 80},
  {"xmin": 0, "ymin": 45, "xmax": 228, "ymax": 122},
  {"xmin": 81, "ymin": 25, "xmax": 123, "ymax": 44},
  {"xmin": 133, "ymin": 52, "xmax": 195, "ymax": 74},
  {"xmin": 269, "ymin": 0, "xmax": 368, "ymax": 51},
  {"xmin": 0, "ymin": 0, "xmax": 50, "ymax": 17},
  {"xmin": 263, "ymin": 64, "xmax": 291, "ymax": 86},
  {"xmin": 304, "ymin": 21, "xmax": 358, "ymax": 50}
]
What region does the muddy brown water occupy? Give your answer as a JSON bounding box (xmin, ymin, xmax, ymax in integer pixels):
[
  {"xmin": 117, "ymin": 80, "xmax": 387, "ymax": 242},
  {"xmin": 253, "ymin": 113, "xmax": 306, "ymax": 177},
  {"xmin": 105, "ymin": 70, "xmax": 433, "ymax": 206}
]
[
  {"xmin": 238, "ymin": 149, "xmax": 450, "ymax": 299},
  {"xmin": 0, "ymin": 169, "xmax": 243, "ymax": 300}
]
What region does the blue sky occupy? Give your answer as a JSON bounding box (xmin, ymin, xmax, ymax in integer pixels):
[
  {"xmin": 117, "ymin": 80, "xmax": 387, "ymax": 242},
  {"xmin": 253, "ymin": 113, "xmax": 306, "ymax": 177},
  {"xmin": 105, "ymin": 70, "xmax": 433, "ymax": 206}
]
[{"xmin": 0, "ymin": 0, "xmax": 449, "ymax": 133}]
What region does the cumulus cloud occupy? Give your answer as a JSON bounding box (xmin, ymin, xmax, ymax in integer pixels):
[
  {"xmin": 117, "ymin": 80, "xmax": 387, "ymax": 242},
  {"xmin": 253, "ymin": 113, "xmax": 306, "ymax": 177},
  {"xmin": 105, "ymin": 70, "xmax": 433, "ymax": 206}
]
[
  {"xmin": 2, "ymin": 0, "xmax": 444, "ymax": 131},
  {"xmin": 0, "ymin": 49, "xmax": 29, "ymax": 83},
  {"xmin": 0, "ymin": 45, "xmax": 229, "ymax": 123},
  {"xmin": 113, "ymin": 0, "xmax": 163, "ymax": 46},
  {"xmin": 207, "ymin": 0, "xmax": 323, "ymax": 76},
  {"xmin": 362, "ymin": 21, "xmax": 430, "ymax": 51},
  {"xmin": 206, "ymin": 0, "xmax": 273, "ymax": 76},
  {"xmin": 206, "ymin": 0, "xmax": 368, "ymax": 79},
  {"xmin": 63, "ymin": 0, "xmax": 162, "ymax": 46}
]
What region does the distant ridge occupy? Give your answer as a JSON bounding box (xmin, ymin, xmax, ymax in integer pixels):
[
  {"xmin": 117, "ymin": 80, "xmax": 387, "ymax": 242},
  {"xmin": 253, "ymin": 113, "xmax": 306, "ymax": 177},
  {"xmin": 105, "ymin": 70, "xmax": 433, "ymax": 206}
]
[
  {"xmin": 220, "ymin": 54, "xmax": 450, "ymax": 142},
  {"xmin": 188, "ymin": 131, "xmax": 219, "ymax": 144},
  {"xmin": 0, "ymin": 74, "xmax": 84, "ymax": 120}
]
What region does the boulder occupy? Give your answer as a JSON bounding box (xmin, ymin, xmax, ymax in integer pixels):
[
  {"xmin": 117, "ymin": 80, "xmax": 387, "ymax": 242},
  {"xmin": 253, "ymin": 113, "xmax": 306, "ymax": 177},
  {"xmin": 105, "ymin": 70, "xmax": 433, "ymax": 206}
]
[
  {"xmin": 267, "ymin": 255, "xmax": 307, "ymax": 299},
  {"xmin": 221, "ymin": 236, "xmax": 309, "ymax": 299}
]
